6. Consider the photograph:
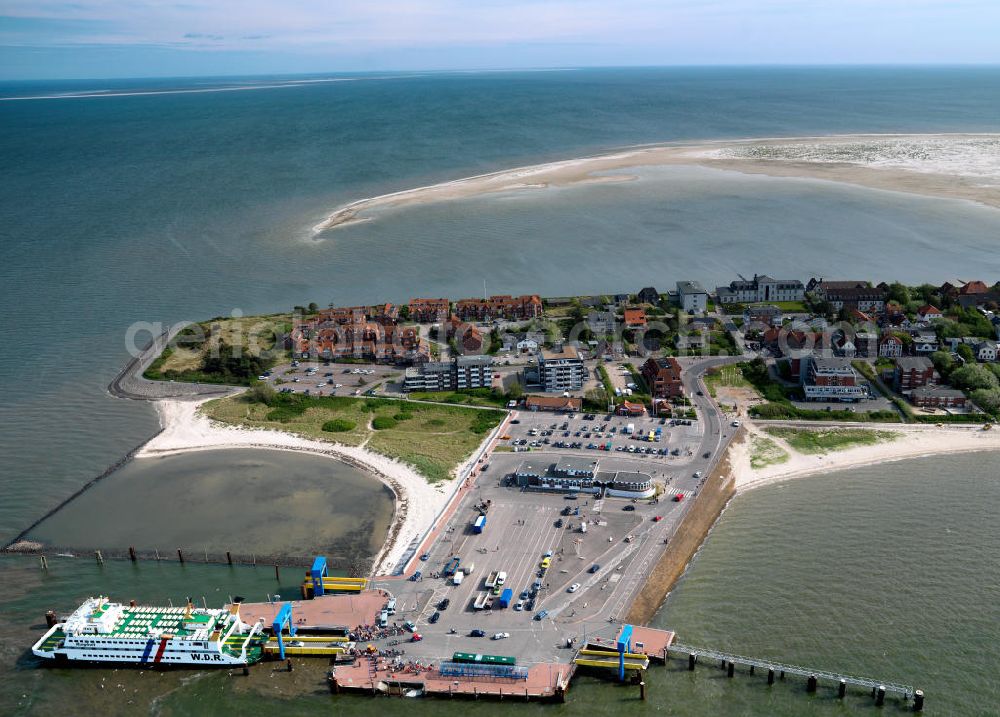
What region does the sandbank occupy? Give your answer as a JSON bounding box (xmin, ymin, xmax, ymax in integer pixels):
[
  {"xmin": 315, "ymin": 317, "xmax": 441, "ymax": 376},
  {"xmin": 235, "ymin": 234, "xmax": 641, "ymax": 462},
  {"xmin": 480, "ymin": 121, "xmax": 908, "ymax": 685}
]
[{"xmin": 312, "ymin": 133, "xmax": 1000, "ymax": 234}]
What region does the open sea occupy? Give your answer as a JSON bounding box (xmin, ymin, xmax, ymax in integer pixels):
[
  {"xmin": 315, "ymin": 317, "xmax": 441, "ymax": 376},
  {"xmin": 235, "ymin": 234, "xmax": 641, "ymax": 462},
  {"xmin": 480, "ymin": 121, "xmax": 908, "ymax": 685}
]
[{"xmin": 2, "ymin": 66, "xmax": 1000, "ymax": 715}]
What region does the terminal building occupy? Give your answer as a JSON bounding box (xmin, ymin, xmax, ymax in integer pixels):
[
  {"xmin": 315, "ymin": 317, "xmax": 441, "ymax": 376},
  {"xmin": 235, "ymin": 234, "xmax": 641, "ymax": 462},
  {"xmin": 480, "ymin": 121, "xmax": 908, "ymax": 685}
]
[{"xmin": 513, "ymin": 456, "xmax": 655, "ymax": 498}]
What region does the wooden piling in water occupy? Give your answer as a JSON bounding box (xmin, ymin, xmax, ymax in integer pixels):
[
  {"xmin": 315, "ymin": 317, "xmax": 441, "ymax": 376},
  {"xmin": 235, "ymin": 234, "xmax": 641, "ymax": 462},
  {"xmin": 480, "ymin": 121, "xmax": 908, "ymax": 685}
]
[
  {"xmin": 39, "ymin": 555, "xmax": 48, "ymax": 570},
  {"xmin": 274, "ymin": 565, "xmax": 280, "ymax": 581},
  {"xmin": 639, "ymin": 681, "xmax": 646, "ymax": 700},
  {"xmin": 45, "ymin": 610, "xmax": 57, "ymax": 628},
  {"xmin": 177, "ymin": 548, "xmax": 184, "ymax": 564},
  {"xmin": 767, "ymin": 668, "xmax": 775, "ymax": 685},
  {"xmin": 876, "ymin": 685, "xmax": 886, "ymax": 706},
  {"xmin": 727, "ymin": 662, "xmax": 735, "ymax": 678},
  {"xmin": 838, "ymin": 679, "xmax": 847, "ymax": 698},
  {"xmin": 226, "ymin": 551, "xmax": 233, "ymax": 565},
  {"xmin": 95, "ymin": 550, "xmax": 103, "ymax": 564},
  {"xmin": 807, "ymin": 675, "xmax": 817, "ymax": 693},
  {"xmin": 913, "ymin": 689, "xmax": 924, "ymax": 712},
  {"xmin": 688, "ymin": 653, "xmax": 696, "ymax": 671},
  {"xmin": 128, "ymin": 546, "xmax": 137, "ymax": 562}
]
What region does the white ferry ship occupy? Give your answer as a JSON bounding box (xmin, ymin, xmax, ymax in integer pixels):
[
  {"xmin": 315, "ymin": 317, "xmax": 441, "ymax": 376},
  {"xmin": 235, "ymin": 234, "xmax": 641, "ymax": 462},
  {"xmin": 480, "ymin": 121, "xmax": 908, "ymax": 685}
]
[{"xmin": 32, "ymin": 596, "xmax": 265, "ymax": 666}]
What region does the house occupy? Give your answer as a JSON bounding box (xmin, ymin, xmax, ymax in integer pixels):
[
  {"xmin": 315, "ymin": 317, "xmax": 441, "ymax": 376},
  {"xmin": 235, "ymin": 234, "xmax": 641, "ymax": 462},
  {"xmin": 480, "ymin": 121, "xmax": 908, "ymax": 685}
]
[
  {"xmin": 854, "ymin": 331, "xmax": 878, "ymax": 358},
  {"xmin": 454, "ymin": 294, "xmax": 542, "ymax": 322},
  {"xmin": 538, "ymin": 346, "xmax": 586, "ymax": 392},
  {"xmin": 911, "ymin": 331, "xmax": 939, "ymax": 355},
  {"xmin": 973, "ymin": 340, "xmax": 998, "ymax": 362},
  {"xmin": 806, "ymin": 279, "xmax": 869, "ymax": 298},
  {"xmin": 524, "ymin": 395, "xmax": 583, "ymax": 412},
  {"xmin": 917, "ymin": 305, "xmax": 943, "ymax": 322},
  {"xmin": 290, "ymin": 307, "xmax": 428, "ymax": 364},
  {"xmin": 716, "ymin": 274, "xmax": 805, "ymax": 304},
  {"xmin": 640, "ymin": 356, "xmax": 684, "ymax": 399},
  {"xmin": 448, "ymin": 315, "xmax": 484, "ymax": 354},
  {"xmin": 515, "ymin": 333, "xmax": 542, "ymax": 353},
  {"xmin": 403, "ymin": 362, "xmax": 454, "ymax": 392},
  {"xmin": 894, "ymin": 356, "xmax": 937, "ymax": 393},
  {"xmin": 824, "ymin": 286, "xmax": 887, "ymax": 313},
  {"xmin": 878, "ymin": 334, "xmax": 905, "ymax": 359},
  {"xmin": 910, "ymin": 386, "xmax": 968, "ymax": 410},
  {"xmin": 801, "ymin": 357, "xmax": 868, "ymax": 402},
  {"xmin": 455, "ymin": 355, "xmax": 494, "ymax": 389},
  {"xmin": 623, "ymin": 307, "xmax": 647, "ymax": 329},
  {"xmin": 743, "ymin": 304, "xmax": 783, "ymax": 327},
  {"xmin": 637, "ymin": 287, "xmax": 660, "ymax": 305},
  {"xmin": 616, "ymin": 401, "xmax": 647, "ymax": 417},
  {"xmin": 408, "ymin": 298, "xmax": 450, "ymax": 323},
  {"xmin": 587, "ymin": 311, "xmax": 618, "ymax": 335},
  {"xmin": 613, "ymin": 294, "xmax": 630, "ymax": 306},
  {"xmin": 833, "ymin": 333, "xmax": 856, "ymax": 358},
  {"xmin": 677, "ymin": 281, "xmax": 709, "ymax": 313},
  {"xmin": 959, "ymin": 280, "xmax": 989, "ymax": 295}
]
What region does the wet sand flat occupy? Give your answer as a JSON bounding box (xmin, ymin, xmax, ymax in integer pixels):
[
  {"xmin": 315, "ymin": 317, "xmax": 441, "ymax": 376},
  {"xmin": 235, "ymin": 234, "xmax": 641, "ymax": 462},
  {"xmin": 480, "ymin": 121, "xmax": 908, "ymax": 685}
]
[{"xmin": 29, "ymin": 449, "xmax": 394, "ymax": 560}]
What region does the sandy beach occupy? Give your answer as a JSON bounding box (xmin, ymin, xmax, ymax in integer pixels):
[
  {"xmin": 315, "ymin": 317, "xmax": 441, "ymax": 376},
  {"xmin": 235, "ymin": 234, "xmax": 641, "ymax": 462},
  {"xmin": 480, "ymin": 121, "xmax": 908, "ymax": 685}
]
[
  {"xmin": 312, "ymin": 133, "xmax": 1000, "ymax": 234},
  {"xmin": 730, "ymin": 420, "xmax": 1000, "ymax": 494},
  {"xmin": 139, "ymin": 398, "xmax": 453, "ymax": 575}
]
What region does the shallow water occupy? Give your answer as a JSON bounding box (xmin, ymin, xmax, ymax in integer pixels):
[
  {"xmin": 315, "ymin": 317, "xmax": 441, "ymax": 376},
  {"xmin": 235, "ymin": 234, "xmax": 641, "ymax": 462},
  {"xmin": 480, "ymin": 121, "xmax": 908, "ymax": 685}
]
[{"xmin": 28, "ymin": 449, "xmax": 394, "ymax": 561}]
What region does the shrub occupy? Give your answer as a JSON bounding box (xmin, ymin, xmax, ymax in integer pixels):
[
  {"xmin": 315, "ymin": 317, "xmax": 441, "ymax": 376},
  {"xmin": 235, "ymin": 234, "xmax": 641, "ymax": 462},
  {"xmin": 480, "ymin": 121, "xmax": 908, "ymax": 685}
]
[
  {"xmin": 372, "ymin": 416, "xmax": 397, "ymax": 430},
  {"xmin": 393, "ymin": 412, "xmax": 414, "ymax": 421},
  {"xmin": 322, "ymin": 419, "xmax": 356, "ymax": 433}
]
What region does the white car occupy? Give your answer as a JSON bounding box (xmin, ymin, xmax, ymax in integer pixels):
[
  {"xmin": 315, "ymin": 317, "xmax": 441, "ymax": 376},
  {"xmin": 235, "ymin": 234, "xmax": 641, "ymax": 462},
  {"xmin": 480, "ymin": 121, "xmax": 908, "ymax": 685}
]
[
  {"xmin": 567, "ymin": 583, "xmax": 581, "ymax": 593},
  {"xmin": 731, "ymin": 420, "xmax": 741, "ymax": 427},
  {"xmin": 694, "ymin": 471, "xmax": 703, "ymax": 478},
  {"xmin": 491, "ymin": 632, "xmax": 510, "ymax": 640}
]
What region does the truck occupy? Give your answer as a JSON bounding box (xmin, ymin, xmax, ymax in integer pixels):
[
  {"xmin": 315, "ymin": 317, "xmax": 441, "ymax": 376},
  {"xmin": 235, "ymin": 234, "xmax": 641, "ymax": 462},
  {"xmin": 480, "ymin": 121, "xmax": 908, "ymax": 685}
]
[
  {"xmin": 496, "ymin": 571, "xmax": 507, "ymax": 586},
  {"xmin": 473, "ymin": 514, "xmax": 487, "ymax": 534},
  {"xmin": 463, "ymin": 562, "xmax": 475, "ymax": 575},
  {"xmin": 443, "ymin": 556, "xmax": 461, "ymax": 577},
  {"xmin": 625, "ymin": 423, "xmax": 635, "ymax": 435},
  {"xmin": 485, "ymin": 570, "xmax": 500, "ymax": 589},
  {"xmin": 452, "ymin": 570, "xmax": 464, "ymax": 586},
  {"xmin": 497, "ymin": 588, "xmax": 513, "ymax": 609},
  {"xmin": 472, "ymin": 592, "xmax": 492, "ymax": 610},
  {"xmin": 580, "ymin": 521, "xmax": 588, "ymax": 533}
]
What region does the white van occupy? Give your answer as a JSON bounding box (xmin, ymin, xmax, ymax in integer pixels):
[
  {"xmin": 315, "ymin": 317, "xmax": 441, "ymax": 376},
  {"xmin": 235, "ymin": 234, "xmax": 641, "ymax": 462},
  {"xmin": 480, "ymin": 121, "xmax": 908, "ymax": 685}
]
[
  {"xmin": 378, "ymin": 610, "xmax": 388, "ymax": 627},
  {"xmin": 385, "ymin": 598, "xmax": 396, "ymax": 615}
]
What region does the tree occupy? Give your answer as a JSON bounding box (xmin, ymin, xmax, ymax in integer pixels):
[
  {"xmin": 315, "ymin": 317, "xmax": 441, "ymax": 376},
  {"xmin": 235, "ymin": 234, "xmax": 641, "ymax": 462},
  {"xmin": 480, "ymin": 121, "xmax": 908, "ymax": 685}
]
[
  {"xmin": 307, "ymin": 302, "xmax": 319, "ymax": 313},
  {"xmin": 949, "ymin": 364, "xmax": 999, "ymax": 392},
  {"xmin": 956, "ymin": 343, "xmax": 975, "ymax": 364},
  {"xmin": 398, "ymin": 305, "xmax": 410, "ymax": 321},
  {"xmin": 930, "ymin": 350, "xmax": 955, "ymax": 378},
  {"xmin": 970, "ymin": 388, "xmax": 1000, "ymax": 416},
  {"xmin": 886, "ymin": 282, "xmax": 911, "ymax": 306},
  {"xmin": 247, "ymin": 381, "xmax": 277, "ymax": 405},
  {"xmin": 506, "ymin": 381, "xmax": 524, "ymax": 400}
]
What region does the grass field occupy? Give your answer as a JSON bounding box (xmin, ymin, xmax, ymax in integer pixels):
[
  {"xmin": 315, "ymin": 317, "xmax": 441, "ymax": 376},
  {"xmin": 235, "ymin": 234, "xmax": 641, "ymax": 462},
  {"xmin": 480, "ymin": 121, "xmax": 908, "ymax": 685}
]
[
  {"xmin": 146, "ymin": 314, "xmax": 293, "ymax": 384},
  {"xmin": 764, "ymin": 427, "xmax": 900, "ymax": 455},
  {"xmin": 407, "ymin": 389, "xmax": 509, "ymax": 408},
  {"xmin": 203, "ymin": 393, "xmax": 503, "ymax": 483},
  {"xmin": 749, "ymin": 435, "xmax": 790, "ymax": 469},
  {"xmin": 703, "ymin": 365, "xmax": 752, "ymax": 397}
]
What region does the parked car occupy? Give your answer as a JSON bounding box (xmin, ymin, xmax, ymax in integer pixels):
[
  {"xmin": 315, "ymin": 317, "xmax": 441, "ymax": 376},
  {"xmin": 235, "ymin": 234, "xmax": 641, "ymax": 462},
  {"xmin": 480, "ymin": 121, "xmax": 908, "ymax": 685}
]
[
  {"xmin": 428, "ymin": 611, "xmax": 441, "ymax": 624},
  {"xmin": 652, "ymin": 515, "xmax": 663, "ymax": 522},
  {"xmin": 588, "ymin": 564, "xmax": 601, "ymax": 573},
  {"xmin": 534, "ymin": 610, "xmax": 549, "ymax": 621},
  {"xmin": 470, "ymin": 629, "xmax": 486, "ymax": 637},
  {"xmin": 492, "ymin": 632, "xmax": 510, "ymax": 640},
  {"xmin": 567, "ymin": 583, "xmax": 581, "ymax": 593},
  {"xmin": 420, "ymin": 553, "xmax": 429, "ymax": 561},
  {"xmin": 623, "ymin": 505, "xmax": 635, "ymax": 511},
  {"xmin": 438, "ymin": 598, "xmax": 450, "ymax": 610}
]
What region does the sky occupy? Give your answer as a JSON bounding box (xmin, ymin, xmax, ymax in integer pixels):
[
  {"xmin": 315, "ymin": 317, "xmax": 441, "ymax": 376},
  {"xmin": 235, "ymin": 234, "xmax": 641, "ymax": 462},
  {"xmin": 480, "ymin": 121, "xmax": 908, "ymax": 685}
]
[{"xmin": 1, "ymin": 0, "xmax": 999, "ymax": 80}]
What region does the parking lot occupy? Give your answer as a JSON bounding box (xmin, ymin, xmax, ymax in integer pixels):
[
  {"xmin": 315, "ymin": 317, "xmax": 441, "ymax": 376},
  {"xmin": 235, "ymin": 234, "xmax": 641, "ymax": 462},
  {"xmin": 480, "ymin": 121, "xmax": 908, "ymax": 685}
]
[
  {"xmin": 260, "ymin": 360, "xmax": 400, "ymax": 397},
  {"xmin": 498, "ymin": 408, "xmax": 705, "ymax": 465}
]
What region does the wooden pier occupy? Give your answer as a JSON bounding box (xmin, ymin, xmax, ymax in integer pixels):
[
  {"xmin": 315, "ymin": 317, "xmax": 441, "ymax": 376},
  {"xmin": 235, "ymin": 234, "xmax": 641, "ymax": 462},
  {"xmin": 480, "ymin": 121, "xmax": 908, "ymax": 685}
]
[{"xmin": 668, "ymin": 643, "xmax": 923, "ymax": 710}]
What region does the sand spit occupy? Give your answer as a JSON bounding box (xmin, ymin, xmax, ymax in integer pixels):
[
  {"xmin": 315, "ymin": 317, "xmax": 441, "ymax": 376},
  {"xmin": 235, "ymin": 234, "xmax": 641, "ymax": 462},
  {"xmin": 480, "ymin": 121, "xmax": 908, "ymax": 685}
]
[
  {"xmin": 139, "ymin": 398, "xmax": 450, "ymax": 575},
  {"xmin": 312, "ymin": 133, "xmax": 1000, "ymax": 234},
  {"xmin": 731, "ymin": 421, "xmax": 1000, "ymax": 495}
]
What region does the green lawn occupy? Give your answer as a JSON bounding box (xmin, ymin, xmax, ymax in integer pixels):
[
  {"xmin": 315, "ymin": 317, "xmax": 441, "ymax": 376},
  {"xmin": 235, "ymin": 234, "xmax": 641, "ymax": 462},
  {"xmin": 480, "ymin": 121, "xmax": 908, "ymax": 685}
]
[
  {"xmin": 703, "ymin": 365, "xmax": 752, "ymax": 397},
  {"xmin": 749, "ymin": 435, "xmax": 790, "ymax": 469},
  {"xmin": 407, "ymin": 388, "xmax": 510, "ymax": 408},
  {"xmin": 764, "ymin": 427, "xmax": 900, "ymax": 455},
  {"xmin": 202, "ymin": 393, "xmax": 503, "ymax": 483}
]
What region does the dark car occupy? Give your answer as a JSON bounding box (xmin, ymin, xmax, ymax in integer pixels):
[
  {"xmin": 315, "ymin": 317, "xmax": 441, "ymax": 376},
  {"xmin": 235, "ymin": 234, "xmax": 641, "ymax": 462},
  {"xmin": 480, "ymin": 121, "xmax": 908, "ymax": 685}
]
[
  {"xmin": 420, "ymin": 553, "xmax": 429, "ymax": 561},
  {"xmin": 470, "ymin": 629, "xmax": 486, "ymax": 637},
  {"xmin": 554, "ymin": 518, "xmax": 564, "ymax": 528},
  {"xmin": 510, "ymin": 419, "xmax": 520, "ymax": 424},
  {"xmin": 703, "ymin": 451, "xmax": 711, "ymax": 458},
  {"xmin": 438, "ymin": 598, "xmax": 450, "ymax": 610},
  {"xmin": 428, "ymin": 611, "xmax": 441, "ymax": 624},
  {"xmin": 588, "ymin": 564, "xmax": 601, "ymax": 573},
  {"xmin": 520, "ymin": 590, "xmax": 530, "ymax": 600},
  {"xmin": 534, "ymin": 610, "xmax": 549, "ymax": 621},
  {"xmin": 623, "ymin": 505, "xmax": 635, "ymax": 511}
]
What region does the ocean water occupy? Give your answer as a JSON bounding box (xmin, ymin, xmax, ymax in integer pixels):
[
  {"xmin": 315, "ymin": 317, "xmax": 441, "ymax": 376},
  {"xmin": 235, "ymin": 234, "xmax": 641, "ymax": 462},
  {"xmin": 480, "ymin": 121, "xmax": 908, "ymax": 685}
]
[{"xmin": 3, "ymin": 66, "xmax": 1000, "ymax": 714}]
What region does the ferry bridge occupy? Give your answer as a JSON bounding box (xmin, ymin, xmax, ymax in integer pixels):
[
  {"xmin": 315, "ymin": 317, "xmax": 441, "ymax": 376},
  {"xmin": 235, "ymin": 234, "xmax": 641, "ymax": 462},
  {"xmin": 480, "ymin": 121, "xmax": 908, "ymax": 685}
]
[{"xmin": 668, "ymin": 643, "xmax": 922, "ymax": 708}]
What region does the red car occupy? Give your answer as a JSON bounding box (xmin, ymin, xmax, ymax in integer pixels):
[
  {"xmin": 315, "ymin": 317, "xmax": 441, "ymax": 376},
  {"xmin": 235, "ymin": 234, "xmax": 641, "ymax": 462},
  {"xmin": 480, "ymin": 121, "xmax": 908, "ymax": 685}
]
[
  {"xmin": 673, "ymin": 493, "xmax": 684, "ymax": 502},
  {"xmin": 652, "ymin": 515, "xmax": 663, "ymax": 522}
]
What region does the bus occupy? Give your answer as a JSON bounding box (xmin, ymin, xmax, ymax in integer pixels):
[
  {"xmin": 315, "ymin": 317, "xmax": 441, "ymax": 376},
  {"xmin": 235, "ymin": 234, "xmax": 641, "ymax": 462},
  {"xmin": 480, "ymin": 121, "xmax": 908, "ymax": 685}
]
[{"xmin": 452, "ymin": 652, "xmax": 517, "ymax": 666}]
